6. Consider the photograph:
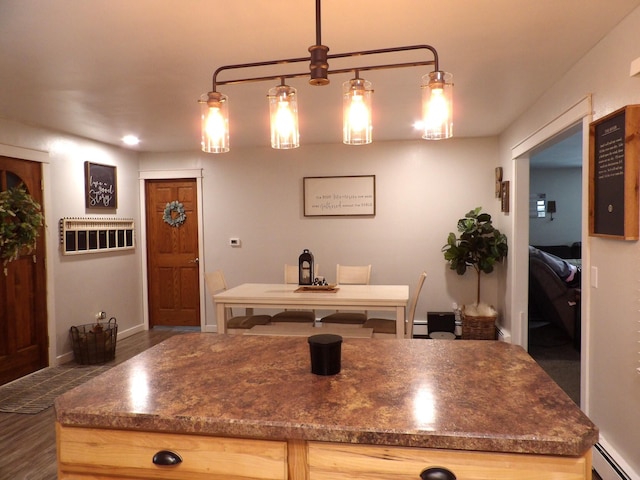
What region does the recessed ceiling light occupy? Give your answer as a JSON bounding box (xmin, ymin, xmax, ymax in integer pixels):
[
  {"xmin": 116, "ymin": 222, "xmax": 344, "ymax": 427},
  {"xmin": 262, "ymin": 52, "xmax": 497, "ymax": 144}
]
[{"xmin": 122, "ymin": 135, "xmax": 140, "ymax": 146}]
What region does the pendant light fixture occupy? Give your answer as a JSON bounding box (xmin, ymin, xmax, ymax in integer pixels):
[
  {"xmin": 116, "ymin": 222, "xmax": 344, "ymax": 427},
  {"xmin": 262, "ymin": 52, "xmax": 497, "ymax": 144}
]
[
  {"xmin": 268, "ymin": 80, "xmax": 300, "ymax": 149},
  {"xmin": 421, "ymin": 71, "xmax": 453, "ymax": 140},
  {"xmin": 343, "ymin": 74, "xmax": 373, "ymax": 145},
  {"xmin": 201, "ymin": 92, "xmax": 229, "ymax": 153},
  {"xmin": 199, "ymin": 0, "xmax": 453, "ymax": 153}
]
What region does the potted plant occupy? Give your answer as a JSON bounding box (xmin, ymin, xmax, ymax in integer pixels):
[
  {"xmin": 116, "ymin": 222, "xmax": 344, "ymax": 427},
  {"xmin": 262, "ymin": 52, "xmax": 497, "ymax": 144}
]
[
  {"xmin": 442, "ymin": 207, "xmax": 508, "ymax": 338},
  {"xmin": 0, "ymin": 184, "xmax": 44, "ymax": 275}
]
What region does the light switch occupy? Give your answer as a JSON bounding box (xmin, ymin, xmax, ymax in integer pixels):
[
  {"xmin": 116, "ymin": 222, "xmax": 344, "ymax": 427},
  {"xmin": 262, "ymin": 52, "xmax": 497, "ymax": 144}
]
[
  {"xmin": 630, "ymin": 56, "xmax": 640, "ymax": 77},
  {"xmin": 590, "ymin": 266, "xmax": 598, "ymax": 288}
]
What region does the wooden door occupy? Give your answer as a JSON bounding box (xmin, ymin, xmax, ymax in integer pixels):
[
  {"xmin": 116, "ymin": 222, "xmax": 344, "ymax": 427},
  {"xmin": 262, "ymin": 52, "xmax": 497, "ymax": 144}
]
[
  {"xmin": 145, "ymin": 179, "xmax": 200, "ymax": 327},
  {"xmin": 0, "ymin": 156, "xmax": 47, "ymax": 386}
]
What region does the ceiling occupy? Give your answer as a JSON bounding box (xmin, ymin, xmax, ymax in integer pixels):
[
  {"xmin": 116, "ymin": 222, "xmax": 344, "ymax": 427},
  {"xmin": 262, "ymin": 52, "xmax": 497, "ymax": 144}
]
[{"xmin": 1, "ymin": 1, "xmax": 639, "ymax": 153}]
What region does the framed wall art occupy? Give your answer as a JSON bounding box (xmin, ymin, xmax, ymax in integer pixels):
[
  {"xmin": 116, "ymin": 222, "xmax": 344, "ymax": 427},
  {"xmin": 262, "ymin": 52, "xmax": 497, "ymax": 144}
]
[
  {"xmin": 303, "ymin": 175, "xmax": 375, "ymax": 217},
  {"xmin": 85, "ymin": 162, "xmax": 117, "ymax": 209},
  {"xmin": 589, "ymin": 105, "xmax": 640, "ymax": 240},
  {"xmin": 500, "ymin": 181, "xmax": 510, "ymax": 213}
]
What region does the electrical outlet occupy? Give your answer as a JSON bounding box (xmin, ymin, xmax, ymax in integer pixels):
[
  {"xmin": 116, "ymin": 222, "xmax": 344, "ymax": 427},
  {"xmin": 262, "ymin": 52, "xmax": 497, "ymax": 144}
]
[
  {"xmin": 97, "ymin": 311, "xmax": 106, "ymax": 320},
  {"xmin": 229, "ymin": 238, "xmax": 241, "ymax": 247}
]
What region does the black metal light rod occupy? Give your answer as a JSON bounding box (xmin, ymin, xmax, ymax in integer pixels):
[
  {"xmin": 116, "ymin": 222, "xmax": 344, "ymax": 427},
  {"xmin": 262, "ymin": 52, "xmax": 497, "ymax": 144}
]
[{"xmin": 212, "ymin": 44, "xmax": 439, "ymax": 91}]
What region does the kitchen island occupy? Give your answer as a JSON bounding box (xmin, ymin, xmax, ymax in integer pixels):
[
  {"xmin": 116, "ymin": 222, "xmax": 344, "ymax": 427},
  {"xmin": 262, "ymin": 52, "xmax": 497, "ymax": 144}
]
[{"xmin": 55, "ymin": 334, "xmax": 598, "ymax": 479}]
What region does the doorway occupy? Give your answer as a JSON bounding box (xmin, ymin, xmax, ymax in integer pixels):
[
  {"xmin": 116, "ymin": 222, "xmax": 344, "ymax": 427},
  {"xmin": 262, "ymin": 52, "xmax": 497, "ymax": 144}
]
[
  {"xmin": 0, "ymin": 156, "xmax": 48, "ymax": 386},
  {"xmin": 527, "ymin": 126, "xmax": 583, "ymax": 404},
  {"xmin": 145, "ymin": 178, "xmax": 201, "ymax": 328}
]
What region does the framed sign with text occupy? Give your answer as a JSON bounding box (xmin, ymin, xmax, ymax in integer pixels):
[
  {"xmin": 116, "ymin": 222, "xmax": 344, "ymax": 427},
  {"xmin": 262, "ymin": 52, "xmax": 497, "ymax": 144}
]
[
  {"xmin": 588, "ymin": 105, "xmax": 640, "ymax": 240},
  {"xmin": 85, "ymin": 162, "xmax": 117, "ymax": 209},
  {"xmin": 303, "ymin": 175, "xmax": 375, "ymax": 217}
]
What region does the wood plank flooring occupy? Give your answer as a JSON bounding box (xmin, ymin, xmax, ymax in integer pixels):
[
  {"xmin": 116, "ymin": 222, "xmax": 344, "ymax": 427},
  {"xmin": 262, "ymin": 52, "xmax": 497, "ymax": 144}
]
[{"xmin": 0, "ymin": 328, "xmax": 187, "ymax": 480}]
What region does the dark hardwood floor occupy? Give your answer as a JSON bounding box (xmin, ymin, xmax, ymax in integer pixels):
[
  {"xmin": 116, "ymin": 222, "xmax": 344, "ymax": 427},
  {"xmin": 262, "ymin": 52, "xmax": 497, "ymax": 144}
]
[{"xmin": 0, "ymin": 328, "xmax": 187, "ymax": 480}]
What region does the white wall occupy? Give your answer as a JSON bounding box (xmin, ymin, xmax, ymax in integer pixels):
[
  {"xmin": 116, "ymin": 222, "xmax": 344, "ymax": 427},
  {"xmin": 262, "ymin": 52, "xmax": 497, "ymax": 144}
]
[
  {"xmin": 529, "ymin": 167, "xmax": 582, "ymax": 246},
  {"xmin": 498, "ymin": 5, "xmax": 640, "ymax": 477},
  {"xmin": 0, "ymin": 118, "xmax": 144, "ymax": 363},
  {"xmin": 140, "ymin": 137, "xmax": 503, "ymax": 329}
]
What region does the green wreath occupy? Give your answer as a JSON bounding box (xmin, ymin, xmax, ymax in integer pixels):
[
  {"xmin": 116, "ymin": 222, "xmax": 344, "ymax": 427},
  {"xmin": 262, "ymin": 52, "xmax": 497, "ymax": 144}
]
[
  {"xmin": 0, "ymin": 185, "xmax": 44, "ymax": 273},
  {"xmin": 163, "ymin": 200, "xmax": 186, "ymax": 227}
]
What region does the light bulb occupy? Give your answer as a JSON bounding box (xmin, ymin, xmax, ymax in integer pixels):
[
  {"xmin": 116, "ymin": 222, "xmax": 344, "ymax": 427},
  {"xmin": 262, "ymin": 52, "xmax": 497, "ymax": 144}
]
[
  {"xmin": 347, "ymin": 95, "xmax": 369, "ymax": 132},
  {"xmin": 275, "ymin": 100, "xmax": 296, "ymax": 139},
  {"xmin": 424, "ymin": 88, "xmax": 449, "ymax": 130},
  {"xmin": 205, "ymin": 106, "xmax": 226, "ymax": 142}
]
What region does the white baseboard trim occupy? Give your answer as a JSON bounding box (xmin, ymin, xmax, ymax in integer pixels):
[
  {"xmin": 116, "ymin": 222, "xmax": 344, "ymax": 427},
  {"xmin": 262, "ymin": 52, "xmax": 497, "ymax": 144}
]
[{"xmin": 593, "ymin": 436, "xmax": 638, "ymax": 480}]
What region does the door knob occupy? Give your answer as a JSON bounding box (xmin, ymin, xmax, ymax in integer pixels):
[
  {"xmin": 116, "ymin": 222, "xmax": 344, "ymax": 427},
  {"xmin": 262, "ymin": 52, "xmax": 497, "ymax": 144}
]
[{"xmin": 189, "ymin": 257, "xmax": 199, "ymax": 264}]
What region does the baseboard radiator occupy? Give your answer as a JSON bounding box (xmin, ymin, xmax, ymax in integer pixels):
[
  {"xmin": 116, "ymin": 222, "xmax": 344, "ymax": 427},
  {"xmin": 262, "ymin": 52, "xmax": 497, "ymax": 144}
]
[{"xmin": 593, "ymin": 441, "xmax": 635, "ymax": 480}]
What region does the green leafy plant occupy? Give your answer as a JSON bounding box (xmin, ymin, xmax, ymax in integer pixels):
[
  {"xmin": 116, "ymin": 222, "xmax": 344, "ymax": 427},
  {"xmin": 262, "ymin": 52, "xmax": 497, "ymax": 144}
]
[
  {"xmin": 442, "ymin": 207, "xmax": 508, "ymax": 305},
  {"xmin": 0, "ymin": 185, "xmax": 44, "ymax": 274}
]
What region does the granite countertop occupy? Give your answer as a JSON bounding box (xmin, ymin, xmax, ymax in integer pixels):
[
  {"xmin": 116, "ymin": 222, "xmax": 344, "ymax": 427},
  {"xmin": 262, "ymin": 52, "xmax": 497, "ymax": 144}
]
[{"xmin": 55, "ymin": 333, "xmax": 598, "ymax": 456}]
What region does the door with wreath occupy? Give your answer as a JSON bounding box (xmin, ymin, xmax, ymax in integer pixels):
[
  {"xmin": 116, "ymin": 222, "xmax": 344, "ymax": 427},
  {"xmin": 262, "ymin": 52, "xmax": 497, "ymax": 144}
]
[
  {"xmin": 0, "ymin": 156, "xmax": 47, "ymax": 386},
  {"xmin": 145, "ymin": 179, "xmax": 200, "ymax": 327}
]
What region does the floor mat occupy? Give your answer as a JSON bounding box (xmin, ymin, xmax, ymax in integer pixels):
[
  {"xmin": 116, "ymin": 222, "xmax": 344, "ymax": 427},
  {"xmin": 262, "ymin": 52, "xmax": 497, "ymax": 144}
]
[{"xmin": 0, "ymin": 365, "xmax": 109, "ymax": 414}]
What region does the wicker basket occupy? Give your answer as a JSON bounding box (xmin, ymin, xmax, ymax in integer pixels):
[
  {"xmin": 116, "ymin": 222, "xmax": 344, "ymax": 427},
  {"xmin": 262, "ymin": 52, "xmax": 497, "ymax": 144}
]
[
  {"xmin": 70, "ymin": 317, "xmax": 118, "ymax": 364},
  {"xmin": 461, "ymin": 313, "xmax": 497, "ymax": 340}
]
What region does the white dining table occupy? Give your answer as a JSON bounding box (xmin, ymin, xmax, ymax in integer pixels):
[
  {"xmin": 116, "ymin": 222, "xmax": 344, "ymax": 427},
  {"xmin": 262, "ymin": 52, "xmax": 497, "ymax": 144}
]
[{"xmin": 214, "ymin": 283, "xmax": 409, "ymax": 338}]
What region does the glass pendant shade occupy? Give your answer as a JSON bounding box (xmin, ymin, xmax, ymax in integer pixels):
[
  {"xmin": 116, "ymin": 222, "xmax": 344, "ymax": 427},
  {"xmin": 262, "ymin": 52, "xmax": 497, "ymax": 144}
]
[
  {"xmin": 421, "ymin": 71, "xmax": 453, "ymax": 140},
  {"xmin": 201, "ymin": 92, "xmax": 230, "ymax": 153},
  {"xmin": 268, "ymin": 84, "xmax": 300, "ymax": 149},
  {"xmin": 343, "ymin": 78, "xmax": 373, "ymax": 145}
]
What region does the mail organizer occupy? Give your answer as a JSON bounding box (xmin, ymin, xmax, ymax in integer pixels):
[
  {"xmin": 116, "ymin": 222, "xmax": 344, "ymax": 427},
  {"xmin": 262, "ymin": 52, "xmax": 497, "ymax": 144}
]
[{"xmin": 59, "ymin": 217, "xmax": 135, "ymax": 255}]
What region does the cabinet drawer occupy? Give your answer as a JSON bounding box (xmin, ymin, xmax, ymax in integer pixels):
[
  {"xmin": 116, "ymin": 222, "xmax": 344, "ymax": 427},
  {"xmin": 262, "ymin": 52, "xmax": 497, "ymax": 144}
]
[
  {"xmin": 57, "ymin": 424, "xmax": 287, "ymax": 480},
  {"xmin": 308, "ymin": 442, "xmax": 591, "ymax": 480}
]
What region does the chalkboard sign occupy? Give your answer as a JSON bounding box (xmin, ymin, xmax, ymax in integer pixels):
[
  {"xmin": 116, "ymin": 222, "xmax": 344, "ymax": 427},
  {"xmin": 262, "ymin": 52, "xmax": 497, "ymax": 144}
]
[
  {"xmin": 589, "ymin": 105, "xmax": 640, "ymax": 240},
  {"xmin": 85, "ymin": 162, "xmax": 117, "ymax": 209}
]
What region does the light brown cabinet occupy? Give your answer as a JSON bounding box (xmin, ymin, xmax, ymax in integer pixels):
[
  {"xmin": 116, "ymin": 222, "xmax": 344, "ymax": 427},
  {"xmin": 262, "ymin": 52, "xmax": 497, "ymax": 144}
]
[
  {"xmin": 307, "ymin": 441, "xmax": 591, "ymax": 480},
  {"xmin": 57, "ymin": 425, "xmax": 591, "ymax": 480},
  {"xmin": 56, "ymin": 425, "xmax": 288, "ymax": 480}
]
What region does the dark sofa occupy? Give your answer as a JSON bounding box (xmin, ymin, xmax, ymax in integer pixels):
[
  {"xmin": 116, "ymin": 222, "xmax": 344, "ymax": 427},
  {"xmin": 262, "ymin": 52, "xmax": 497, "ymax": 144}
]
[{"xmin": 528, "ymin": 243, "xmax": 581, "ymax": 346}]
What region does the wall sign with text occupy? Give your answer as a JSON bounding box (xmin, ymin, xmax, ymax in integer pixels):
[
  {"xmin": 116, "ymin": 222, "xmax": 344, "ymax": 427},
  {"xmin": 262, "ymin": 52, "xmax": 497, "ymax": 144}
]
[
  {"xmin": 303, "ymin": 175, "xmax": 376, "ymax": 217},
  {"xmin": 85, "ymin": 162, "xmax": 117, "ymax": 209},
  {"xmin": 589, "ymin": 105, "xmax": 640, "ymax": 240}
]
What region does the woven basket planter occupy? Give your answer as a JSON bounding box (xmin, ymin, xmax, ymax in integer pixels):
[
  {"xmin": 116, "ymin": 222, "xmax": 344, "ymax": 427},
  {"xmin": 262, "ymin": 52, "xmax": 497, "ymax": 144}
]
[
  {"xmin": 461, "ymin": 312, "xmax": 497, "ymax": 340},
  {"xmin": 70, "ymin": 318, "xmax": 118, "ymax": 364}
]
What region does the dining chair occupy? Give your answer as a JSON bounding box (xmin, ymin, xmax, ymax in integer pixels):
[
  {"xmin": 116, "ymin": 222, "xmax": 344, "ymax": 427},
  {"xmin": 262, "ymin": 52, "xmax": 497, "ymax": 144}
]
[
  {"xmin": 204, "ymin": 270, "xmax": 272, "ymax": 333},
  {"xmin": 364, "ymin": 271, "xmax": 427, "ymax": 338},
  {"xmin": 321, "ymin": 264, "xmax": 372, "ymax": 325},
  {"xmin": 271, "ymin": 264, "xmax": 320, "ymax": 323}
]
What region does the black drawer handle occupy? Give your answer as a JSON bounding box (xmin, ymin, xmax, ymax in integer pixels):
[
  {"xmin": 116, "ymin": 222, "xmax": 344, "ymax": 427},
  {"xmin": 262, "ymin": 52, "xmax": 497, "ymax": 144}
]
[
  {"xmin": 420, "ymin": 467, "xmax": 456, "ymax": 480},
  {"xmin": 152, "ymin": 450, "xmax": 183, "ymax": 466}
]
